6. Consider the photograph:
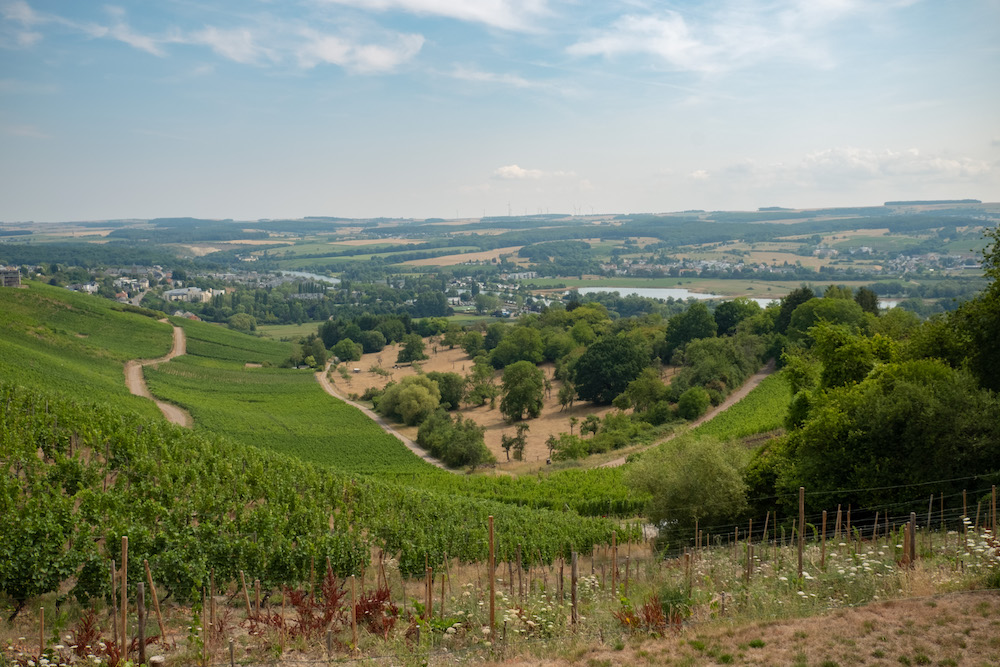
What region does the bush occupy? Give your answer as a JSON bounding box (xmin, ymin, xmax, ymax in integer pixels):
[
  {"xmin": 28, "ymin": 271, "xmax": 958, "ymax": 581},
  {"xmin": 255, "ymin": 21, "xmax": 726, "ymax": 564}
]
[
  {"xmin": 677, "ymin": 387, "xmax": 710, "ymax": 420},
  {"xmin": 376, "ymin": 375, "xmax": 441, "ymax": 425}
]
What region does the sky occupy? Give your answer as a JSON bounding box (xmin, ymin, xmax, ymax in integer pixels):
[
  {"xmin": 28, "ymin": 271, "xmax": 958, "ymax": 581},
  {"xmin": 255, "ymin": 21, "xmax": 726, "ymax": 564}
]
[{"xmin": 1, "ymin": 0, "xmax": 998, "ymax": 222}]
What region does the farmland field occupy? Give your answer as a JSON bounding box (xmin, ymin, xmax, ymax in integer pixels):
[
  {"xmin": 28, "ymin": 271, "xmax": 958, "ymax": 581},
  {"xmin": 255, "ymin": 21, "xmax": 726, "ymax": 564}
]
[
  {"xmin": 144, "ymin": 354, "xmax": 436, "ymax": 474},
  {"xmin": 0, "ymin": 281, "xmax": 171, "ymax": 418},
  {"xmin": 692, "ymin": 372, "xmax": 793, "ymax": 441},
  {"xmin": 171, "ymin": 316, "xmax": 293, "ymax": 365}
]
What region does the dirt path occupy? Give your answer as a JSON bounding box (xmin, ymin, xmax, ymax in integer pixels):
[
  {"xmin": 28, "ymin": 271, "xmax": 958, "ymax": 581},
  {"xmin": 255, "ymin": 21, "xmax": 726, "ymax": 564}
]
[
  {"xmin": 124, "ymin": 322, "xmax": 192, "ymax": 428},
  {"xmin": 315, "ymin": 363, "xmax": 453, "ymax": 472},
  {"xmin": 599, "ymin": 358, "xmax": 777, "ymax": 468}
]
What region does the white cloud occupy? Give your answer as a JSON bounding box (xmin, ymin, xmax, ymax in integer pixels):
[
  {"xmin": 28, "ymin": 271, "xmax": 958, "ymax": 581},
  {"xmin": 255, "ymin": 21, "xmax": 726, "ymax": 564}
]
[
  {"xmin": 319, "ymin": 0, "xmax": 549, "ymax": 32},
  {"xmin": 452, "ymin": 65, "xmax": 541, "ymax": 89},
  {"xmin": 494, "ymin": 164, "xmax": 545, "ymax": 180},
  {"xmin": 568, "ymin": 0, "xmax": 913, "ymax": 73},
  {"xmin": 187, "ymin": 27, "xmax": 264, "ymax": 64},
  {"xmin": 298, "ymin": 29, "xmax": 423, "ymax": 73}
]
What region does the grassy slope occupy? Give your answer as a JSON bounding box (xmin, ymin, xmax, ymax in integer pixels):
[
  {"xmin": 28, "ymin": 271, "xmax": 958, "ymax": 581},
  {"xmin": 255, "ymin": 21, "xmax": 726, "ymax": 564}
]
[
  {"xmin": 692, "ymin": 372, "xmax": 793, "ymax": 441},
  {"xmin": 0, "ymin": 281, "xmax": 171, "ymax": 418},
  {"xmin": 144, "ymin": 354, "xmax": 435, "ymax": 474},
  {"xmin": 171, "ymin": 316, "xmax": 293, "ymax": 365}
]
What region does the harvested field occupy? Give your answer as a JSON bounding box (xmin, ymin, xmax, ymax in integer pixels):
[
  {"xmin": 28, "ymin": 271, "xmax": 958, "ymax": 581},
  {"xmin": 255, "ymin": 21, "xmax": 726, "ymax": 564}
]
[{"xmin": 403, "ymin": 246, "xmax": 525, "ymax": 267}]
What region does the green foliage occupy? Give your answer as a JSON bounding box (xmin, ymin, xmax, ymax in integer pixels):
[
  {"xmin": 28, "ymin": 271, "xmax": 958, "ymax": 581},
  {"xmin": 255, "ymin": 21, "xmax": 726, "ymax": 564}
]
[
  {"xmin": 227, "ymin": 312, "xmax": 257, "ymax": 333},
  {"xmin": 396, "ymin": 333, "xmax": 428, "ymax": 363},
  {"xmin": 810, "ymin": 323, "xmax": 898, "ymax": 389},
  {"xmin": 358, "ymin": 329, "xmax": 387, "ymax": 353},
  {"xmin": 854, "ymin": 286, "xmax": 880, "ymax": 315},
  {"xmin": 677, "ymin": 386, "xmax": 711, "ymax": 420},
  {"xmin": 778, "ymin": 359, "xmax": 1000, "ymax": 514},
  {"xmin": 626, "ymin": 435, "xmax": 749, "ymax": 546},
  {"xmin": 786, "ymin": 297, "xmax": 865, "ymax": 343},
  {"xmin": 376, "ymin": 375, "xmax": 441, "ymax": 425},
  {"xmin": 551, "ymin": 433, "xmax": 588, "ymax": 461},
  {"xmin": 622, "ymin": 368, "xmax": 668, "ymax": 413},
  {"xmin": 714, "ymin": 297, "xmax": 761, "ymax": 336},
  {"xmin": 775, "ymin": 286, "xmax": 815, "ymax": 335},
  {"xmin": 426, "ymin": 371, "xmax": 466, "ymax": 410},
  {"xmin": 663, "ymin": 302, "xmax": 717, "ymax": 357},
  {"xmin": 331, "ymin": 337, "xmax": 363, "ymax": 362},
  {"xmin": 670, "ymin": 334, "xmax": 765, "ymax": 402},
  {"xmin": 574, "ymin": 334, "xmax": 650, "ymax": 404},
  {"xmin": 490, "ymin": 326, "xmax": 544, "ymax": 368},
  {"xmin": 416, "ymin": 410, "xmax": 493, "ymax": 468},
  {"xmin": 460, "ymin": 331, "xmax": 483, "ymax": 357},
  {"xmin": 500, "ymin": 360, "xmax": 545, "ymax": 421}
]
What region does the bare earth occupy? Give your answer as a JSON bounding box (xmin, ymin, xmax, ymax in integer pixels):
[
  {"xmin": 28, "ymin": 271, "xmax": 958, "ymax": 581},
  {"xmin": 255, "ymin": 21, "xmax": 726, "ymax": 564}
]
[
  {"xmin": 326, "ymin": 343, "xmax": 774, "ymax": 473},
  {"xmin": 325, "ymin": 341, "xmax": 618, "ymax": 471},
  {"xmin": 123, "ymin": 322, "xmax": 192, "ymax": 428}
]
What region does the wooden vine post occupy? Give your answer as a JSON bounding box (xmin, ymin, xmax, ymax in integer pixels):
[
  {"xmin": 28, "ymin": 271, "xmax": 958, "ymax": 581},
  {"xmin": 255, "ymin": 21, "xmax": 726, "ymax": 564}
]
[
  {"xmin": 820, "ymin": 510, "xmax": 827, "ymax": 569},
  {"xmin": 144, "ymin": 560, "xmax": 167, "ymax": 641},
  {"xmin": 239, "ymin": 571, "xmax": 253, "ymax": 619},
  {"xmin": 993, "ymin": 485, "xmax": 997, "ymax": 536},
  {"xmin": 350, "ymin": 575, "xmax": 358, "ymax": 649},
  {"xmin": 137, "ymin": 582, "xmax": 146, "ymax": 667},
  {"xmin": 797, "ymin": 487, "xmax": 805, "ymax": 579},
  {"xmin": 488, "ymin": 516, "xmax": 495, "ymax": 632},
  {"xmin": 110, "ymin": 561, "xmax": 118, "ymax": 646},
  {"xmin": 121, "ymin": 536, "xmax": 128, "ymax": 660},
  {"xmin": 611, "ymin": 531, "xmax": 617, "ymax": 595},
  {"xmin": 909, "ymin": 512, "xmax": 917, "ymax": 566},
  {"xmin": 570, "ymin": 552, "xmax": 578, "ymax": 626},
  {"xmin": 38, "ymin": 607, "xmax": 44, "ymax": 659}
]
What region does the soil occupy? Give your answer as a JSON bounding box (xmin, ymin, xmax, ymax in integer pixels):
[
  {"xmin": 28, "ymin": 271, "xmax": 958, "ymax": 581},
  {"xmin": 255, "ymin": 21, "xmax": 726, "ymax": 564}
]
[
  {"xmin": 123, "ymin": 322, "xmax": 192, "ymax": 428},
  {"xmin": 325, "ymin": 341, "xmax": 619, "ymax": 471}
]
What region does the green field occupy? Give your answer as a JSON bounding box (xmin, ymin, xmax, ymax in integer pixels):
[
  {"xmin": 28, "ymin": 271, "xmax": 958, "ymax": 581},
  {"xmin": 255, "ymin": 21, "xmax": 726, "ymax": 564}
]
[
  {"xmin": 0, "ymin": 281, "xmax": 171, "ymax": 418},
  {"xmin": 172, "ymin": 317, "xmax": 293, "ymax": 365},
  {"xmin": 692, "ymin": 372, "xmax": 793, "ymax": 441},
  {"xmin": 257, "ymin": 321, "xmax": 325, "ymax": 340},
  {"xmin": 144, "ymin": 355, "xmax": 436, "ymax": 474}
]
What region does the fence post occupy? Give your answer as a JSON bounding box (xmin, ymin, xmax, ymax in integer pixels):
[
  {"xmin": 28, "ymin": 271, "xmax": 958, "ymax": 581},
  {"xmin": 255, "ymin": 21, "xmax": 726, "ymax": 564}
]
[
  {"xmin": 137, "ymin": 582, "xmax": 146, "ymax": 667},
  {"xmin": 909, "ymin": 512, "xmax": 917, "ymax": 566},
  {"xmin": 488, "ymin": 516, "xmax": 495, "ymax": 632},
  {"xmin": 611, "ymin": 531, "xmax": 617, "ymax": 595},
  {"xmin": 821, "ymin": 510, "xmax": 827, "ymax": 569},
  {"xmin": 38, "ymin": 607, "xmax": 44, "ymax": 659},
  {"xmin": 570, "ymin": 552, "xmax": 578, "ymax": 626},
  {"xmin": 798, "ymin": 487, "xmax": 805, "ymax": 579},
  {"xmin": 144, "ymin": 560, "xmax": 167, "ymax": 641},
  {"xmin": 121, "ymin": 536, "xmax": 128, "ymax": 661}
]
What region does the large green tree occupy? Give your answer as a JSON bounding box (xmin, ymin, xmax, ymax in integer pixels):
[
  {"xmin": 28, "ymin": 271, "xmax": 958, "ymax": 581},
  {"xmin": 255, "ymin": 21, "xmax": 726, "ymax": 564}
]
[
  {"xmin": 714, "ymin": 297, "xmax": 761, "ymax": 336},
  {"xmin": 376, "ymin": 375, "xmax": 441, "ymax": 425},
  {"xmin": 574, "ymin": 334, "xmax": 649, "ymax": 404},
  {"xmin": 663, "ymin": 302, "xmax": 717, "ymax": 358},
  {"xmin": 499, "ymin": 360, "xmax": 545, "ymax": 421},
  {"xmin": 396, "ymin": 333, "xmax": 428, "ymax": 363},
  {"xmin": 775, "ymin": 286, "xmax": 815, "ymax": 334}
]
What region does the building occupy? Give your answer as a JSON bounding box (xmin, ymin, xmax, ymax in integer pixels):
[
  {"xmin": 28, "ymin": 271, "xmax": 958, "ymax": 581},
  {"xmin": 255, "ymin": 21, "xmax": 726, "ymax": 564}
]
[
  {"xmin": 0, "ymin": 267, "xmax": 20, "ymax": 287},
  {"xmin": 163, "ymin": 286, "xmax": 210, "ymax": 303}
]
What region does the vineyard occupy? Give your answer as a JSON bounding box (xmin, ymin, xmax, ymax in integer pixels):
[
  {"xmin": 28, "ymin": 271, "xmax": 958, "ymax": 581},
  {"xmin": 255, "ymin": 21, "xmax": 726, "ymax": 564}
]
[
  {"xmin": 143, "ymin": 355, "xmax": 433, "ymax": 474},
  {"xmin": 691, "ymin": 372, "xmax": 793, "ymax": 441},
  {"xmin": 171, "ymin": 317, "xmax": 292, "ymax": 366},
  {"xmin": 0, "ymin": 380, "xmax": 629, "ymax": 605},
  {"xmin": 0, "ymin": 282, "xmax": 172, "ymax": 419}
]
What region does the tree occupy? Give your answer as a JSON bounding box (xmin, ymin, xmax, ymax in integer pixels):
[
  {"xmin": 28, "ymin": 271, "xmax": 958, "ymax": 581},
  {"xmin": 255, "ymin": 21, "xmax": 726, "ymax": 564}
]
[
  {"xmin": 854, "ymin": 286, "xmax": 880, "ymax": 315},
  {"xmin": 331, "ymin": 338, "xmax": 362, "ymax": 362},
  {"xmin": 574, "ymin": 334, "xmax": 649, "ymax": 404},
  {"xmin": 713, "ymin": 298, "xmax": 761, "ymax": 336},
  {"xmin": 490, "ymin": 326, "xmax": 544, "ymax": 368},
  {"xmin": 581, "ymin": 414, "xmax": 601, "ymax": 436},
  {"xmin": 474, "ymin": 293, "xmax": 501, "ymax": 315},
  {"xmin": 396, "ymin": 333, "xmax": 428, "ymax": 363},
  {"xmin": 461, "ymin": 331, "xmax": 484, "ymax": 357},
  {"xmin": 786, "ymin": 297, "xmax": 866, "ymax": 343},
  {"xmin": 775, "ymin": 286, "xmax": 815, "ymax": 334},
  {"xmin": 465, "ymin": 356, "xmax": 499, "ymax": 407},
  {"xmin": 625, "ymin": 435, "xmax": 748, "ymax": 547},
  {"xmin": 513, "ymin": 422, "xmax": 529, "ymax": 460},
  {"xmin": 557, "ymin": 381, "xmax": 575, "ymax": 410},
  {"xmin": 358, "ymin": 329, "xmax": 387, "ymax": 354},
  {"xmin": 500, "ymin": 360, "xmax": 545, "ymax": 421},
  {"xmin": 621, "ymin": 367, "xmax": 668, "ymax": 413},
  {"xmin": 663, "ymin": 302, "xmax": 717, "ymax": 358},
  {"xmin": 375, "ymin": 375, "xmax": 440, "ymax": 425},
  {"xmin": 677, "ymin": 386, "xmax": 711, "ymax": 420},
  {"xmin": 426, "ymin": 371, "xmax": 466, "ymax": 410},
  {"xmin": 417, "ymin": 411, "xmax": 493, "ymax": 469},
  {"xmin": 227, "ymin": 312, "xmax": 256, "ymax": 333}
]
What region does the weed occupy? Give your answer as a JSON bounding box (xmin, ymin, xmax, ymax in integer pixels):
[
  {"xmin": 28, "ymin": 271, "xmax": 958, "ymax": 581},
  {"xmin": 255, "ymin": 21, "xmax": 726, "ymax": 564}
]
[{"xmin": 748, "ymin": 639, "xmax": 765, "ymax": 648}]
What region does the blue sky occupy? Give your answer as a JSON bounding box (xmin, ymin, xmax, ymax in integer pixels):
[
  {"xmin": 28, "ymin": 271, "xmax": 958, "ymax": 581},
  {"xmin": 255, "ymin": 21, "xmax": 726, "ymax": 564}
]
[{"xmin": 1, "ymin": 0, "xmax": 998, "ymax": 222}]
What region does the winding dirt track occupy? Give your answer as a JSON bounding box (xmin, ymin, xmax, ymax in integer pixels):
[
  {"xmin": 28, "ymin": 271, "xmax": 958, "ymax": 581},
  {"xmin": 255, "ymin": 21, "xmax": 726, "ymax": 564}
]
[
  {"xmin": 315, "ymin": 363, "xmax": 452, "ymax": 472},
  {"xmin": 599, "ymin": 358, "xmax": 777, "ymax": 468},
  {"xmin": 123, "ymin": 322, "xmax": 193, "ymax": 428}
]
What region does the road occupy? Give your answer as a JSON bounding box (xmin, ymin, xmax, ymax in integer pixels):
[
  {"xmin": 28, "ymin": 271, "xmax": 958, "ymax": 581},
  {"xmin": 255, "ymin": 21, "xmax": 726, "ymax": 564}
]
[
  {"xmin": 599, "ymin": 358, "xmax": 777, "ymax": 468},
  {"xmin": 123, "ymin": 321, "xmax": 192, "ymax": 428},
  {"xmin": 315, "ymin": 362, "xmax": 453, "ymax": 472}
]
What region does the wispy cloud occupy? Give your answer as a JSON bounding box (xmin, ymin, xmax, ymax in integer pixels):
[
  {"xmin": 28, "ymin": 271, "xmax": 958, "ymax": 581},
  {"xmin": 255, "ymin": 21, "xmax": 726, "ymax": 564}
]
[
  {"xmin": 493, "ymin": 164, "xmax": 576, "ymax": 180},
  {"xmin": 319, "ymin": 0, "xmax": 550, "ymax": 32},
  {"xmin": 691, "ymin": 147, "xmax": 992, "ymax": 187},
  {"xmin": 0, "ymin": 2, "xmax": 424, "ymax": 73},
  {"xmin": 451, "ymin": 65, "xmax": 543, "ymax": 89},
  {"xmin": 569, "ymin": 0, "xmax": 915, "ymax": 74},
  {"xmin": 297, "ymin": 29, "xmax": 424, "ymax": 73}
]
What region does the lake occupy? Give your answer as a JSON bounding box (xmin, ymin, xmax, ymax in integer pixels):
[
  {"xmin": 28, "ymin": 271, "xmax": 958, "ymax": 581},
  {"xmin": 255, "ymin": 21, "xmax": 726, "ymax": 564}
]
[
  {"xmin": 282, "ymin": 270, "xmax": 341, "ymax": 285},
  {"xmin": 575, "ymin": 286, "xmax": 777, "ymax": 308}
]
